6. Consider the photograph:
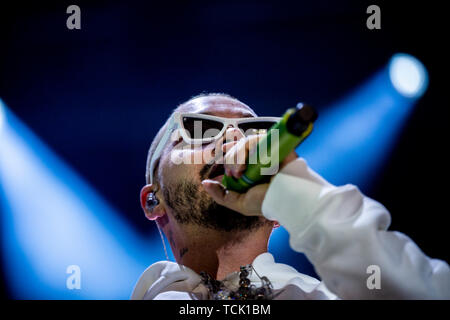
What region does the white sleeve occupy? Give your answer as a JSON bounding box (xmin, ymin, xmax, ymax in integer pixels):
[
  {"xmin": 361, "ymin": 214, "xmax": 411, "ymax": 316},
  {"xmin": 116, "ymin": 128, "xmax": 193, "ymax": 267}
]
[{"xmin": 262, "ymin": 158, "xmax": 450, "ymax": 299}]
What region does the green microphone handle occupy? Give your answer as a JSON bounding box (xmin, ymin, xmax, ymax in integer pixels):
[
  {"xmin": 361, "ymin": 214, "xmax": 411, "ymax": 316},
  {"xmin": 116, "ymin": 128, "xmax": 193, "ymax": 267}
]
[{"xmin": 222, "ymin": 103, "xmax": 318, "ymax": 193}]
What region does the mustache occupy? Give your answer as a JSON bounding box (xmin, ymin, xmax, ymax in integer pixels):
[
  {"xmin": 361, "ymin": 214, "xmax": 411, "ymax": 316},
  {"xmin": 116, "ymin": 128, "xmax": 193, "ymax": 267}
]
[
  {"xmin": 199, "ymin": 150, "xmax": 225, "ymax": 180},
  {"xmin": 199, "ymin": 162, "xmax": 214, "ymax": 181}
]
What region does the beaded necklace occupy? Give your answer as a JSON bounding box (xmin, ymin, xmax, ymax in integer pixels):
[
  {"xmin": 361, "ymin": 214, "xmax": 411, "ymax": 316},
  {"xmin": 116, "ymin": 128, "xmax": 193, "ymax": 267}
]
[{"xmin": 200, "ymin": 265, "xmax": 273, "ymax": 300}]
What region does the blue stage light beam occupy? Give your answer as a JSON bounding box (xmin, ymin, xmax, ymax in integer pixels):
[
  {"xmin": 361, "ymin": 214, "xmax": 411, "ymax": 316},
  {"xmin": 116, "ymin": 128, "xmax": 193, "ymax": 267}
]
[
  {"xmin": 269, "ymin": 53, "xmax": 429, "ymax": 273},
  {"xmin": 301, "ymin": 53, "xmax": 428, "ymax": 188},
  {"xmin": 0, "ymin": 99, "xmax": 168, "ymax": 299},
  {"xmin": 0, "ymin": 102, "xmax": 4, "ymax": 131}
]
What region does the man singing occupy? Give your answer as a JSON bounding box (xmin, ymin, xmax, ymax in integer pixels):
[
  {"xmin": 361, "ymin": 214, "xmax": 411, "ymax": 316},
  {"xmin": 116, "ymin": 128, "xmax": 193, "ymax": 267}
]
[{"xmin": 131, "ymin": 93, "xmax": 450, "ymax": 300}]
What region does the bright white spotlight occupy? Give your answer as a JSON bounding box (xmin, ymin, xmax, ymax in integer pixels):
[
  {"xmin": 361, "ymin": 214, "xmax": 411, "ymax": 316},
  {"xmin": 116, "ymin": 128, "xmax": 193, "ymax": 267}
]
[{"xmin": 389, "ymin": 53, "xmax": 428, "ymax": 98}]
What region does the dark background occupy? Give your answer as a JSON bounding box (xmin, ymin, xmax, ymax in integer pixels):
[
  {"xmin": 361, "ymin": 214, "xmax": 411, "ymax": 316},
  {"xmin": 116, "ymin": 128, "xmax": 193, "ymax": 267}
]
[{"xmin": 1, "ymin": 0, "xmax": 448, "ymax": 299}]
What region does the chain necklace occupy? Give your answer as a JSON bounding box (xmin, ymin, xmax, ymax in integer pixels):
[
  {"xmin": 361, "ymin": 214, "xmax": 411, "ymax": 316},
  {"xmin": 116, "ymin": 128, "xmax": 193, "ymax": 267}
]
[{"xmin": 200, "ymin": 265, "xmax": 273, "ymax": 300}]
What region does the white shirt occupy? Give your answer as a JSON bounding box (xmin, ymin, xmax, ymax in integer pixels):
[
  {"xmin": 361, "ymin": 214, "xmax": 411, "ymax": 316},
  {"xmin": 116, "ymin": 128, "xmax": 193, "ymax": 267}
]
[{"xmin": 131, "ymin": 158, "xmax": 450, "ymax": 299}]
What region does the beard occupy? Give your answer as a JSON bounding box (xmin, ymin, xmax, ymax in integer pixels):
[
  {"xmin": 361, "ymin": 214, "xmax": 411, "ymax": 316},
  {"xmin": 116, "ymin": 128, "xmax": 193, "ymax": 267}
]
[{"xmin": 162, "ymin": 179, "xmax": 268, "ymax": 232}]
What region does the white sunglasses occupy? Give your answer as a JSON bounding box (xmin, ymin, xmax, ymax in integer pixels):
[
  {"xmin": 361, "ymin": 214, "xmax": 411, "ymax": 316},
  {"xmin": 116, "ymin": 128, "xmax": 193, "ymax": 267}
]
[{"xmin": 148, "ymin": 112, "xmax": 280, "ymax": 184}]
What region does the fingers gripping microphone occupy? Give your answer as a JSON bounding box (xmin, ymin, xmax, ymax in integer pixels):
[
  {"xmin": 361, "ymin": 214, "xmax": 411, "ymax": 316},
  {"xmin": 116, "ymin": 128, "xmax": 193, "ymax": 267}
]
[{"xmin": 222, "ymin": 103, "xmax": 318, "ymax": 193}]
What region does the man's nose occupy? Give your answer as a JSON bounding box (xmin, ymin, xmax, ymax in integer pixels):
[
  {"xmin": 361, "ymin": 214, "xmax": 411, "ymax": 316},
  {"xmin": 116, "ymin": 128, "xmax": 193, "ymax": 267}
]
[{"xmin": 223, "ymin": 126, "xmax": 244, "ymax": 143}]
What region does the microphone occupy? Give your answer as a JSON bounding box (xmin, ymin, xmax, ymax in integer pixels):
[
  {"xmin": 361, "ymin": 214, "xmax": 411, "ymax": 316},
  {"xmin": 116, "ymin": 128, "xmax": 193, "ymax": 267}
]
[{"xmin": 221, "ymin": 103, "xmax": 318, "ymax": 193}]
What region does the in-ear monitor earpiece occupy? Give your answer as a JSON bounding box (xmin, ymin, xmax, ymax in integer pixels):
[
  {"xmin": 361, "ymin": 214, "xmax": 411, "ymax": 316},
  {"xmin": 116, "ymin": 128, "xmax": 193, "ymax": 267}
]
[{"xmin": 146, "ymin": 192, "xmax": 160, "ymax": 212}]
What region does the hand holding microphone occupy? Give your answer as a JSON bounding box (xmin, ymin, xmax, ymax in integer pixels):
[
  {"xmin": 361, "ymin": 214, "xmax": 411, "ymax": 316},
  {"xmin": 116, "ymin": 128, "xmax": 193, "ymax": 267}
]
[{"xmin": 202, "ymin": 103, "xmax": 317, "ymax": 216}]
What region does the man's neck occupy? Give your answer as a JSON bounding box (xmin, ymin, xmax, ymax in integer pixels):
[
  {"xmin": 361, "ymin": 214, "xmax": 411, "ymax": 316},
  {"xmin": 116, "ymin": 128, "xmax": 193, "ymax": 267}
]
[{"xmin": 171, "ymin": 224, "xmax": 272, "ymax": 280}]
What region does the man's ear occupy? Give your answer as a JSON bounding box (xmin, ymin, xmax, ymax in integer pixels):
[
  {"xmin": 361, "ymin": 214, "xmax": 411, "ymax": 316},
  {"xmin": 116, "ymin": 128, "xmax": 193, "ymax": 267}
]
[{"xmin": 140, "ymin": 184, "xmax": 166, "ymax": 221}]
